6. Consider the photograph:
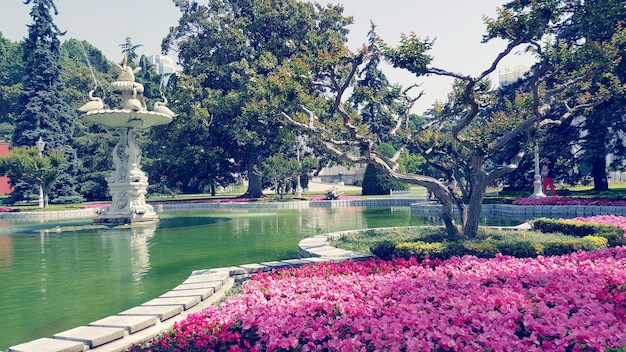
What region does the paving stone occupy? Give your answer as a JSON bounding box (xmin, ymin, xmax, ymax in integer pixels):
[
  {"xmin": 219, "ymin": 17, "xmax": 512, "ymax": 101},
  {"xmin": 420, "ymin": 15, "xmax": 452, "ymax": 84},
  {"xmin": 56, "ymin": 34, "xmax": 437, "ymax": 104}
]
[
  {"xmin": 300, "ymin": 257, "xmax": 332, "ymax": 264},
  {"xmin": 160, "ymin": 288, "xmax": 214, "ymax": 300},
  {"xmin": 142, "ymin": 295, "xmax": 201, "ymax": 310},
  {"xmin": 53, "ymin": 326, "xmax": 125, "ymax": 348},
  {"xmin": 260, "ymin": 261, "xmax": 292, "ymax": 269},
  {"xmin": 118, "ymin": 305, "xmax": 183, "ymax": 321},
  {"xmin": 280, "ymin": 259, "xmax": 311, "ymax": 267},
  {"xmin": 174, "ymin": 281, "xmax": 221, "ymax": 292},
  {"xmin": 9, "ymin": 337, "xmax": 85, "ymax": 352},
  {"xmin": 89, "ymin": 315, "xmax": 158, "ymax": 334},
  {"xmin": 183, "ymin": 275, "xmax": 228, "ymax": 285},
  {"xmin": 239, "ymin": 263, "xmax": 269, "ymax": 273}
]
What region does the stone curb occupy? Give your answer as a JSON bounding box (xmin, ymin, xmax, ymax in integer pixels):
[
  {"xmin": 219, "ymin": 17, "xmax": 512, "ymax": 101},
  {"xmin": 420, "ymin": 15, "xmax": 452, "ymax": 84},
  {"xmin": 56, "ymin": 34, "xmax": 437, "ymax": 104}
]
[
  {"xmin": 0, "ymin": 198, "xmax": 422, "ymax": 222},
  {"xmin": 8, "ymin": 228, "xmax": 371, "ymax": 352}
]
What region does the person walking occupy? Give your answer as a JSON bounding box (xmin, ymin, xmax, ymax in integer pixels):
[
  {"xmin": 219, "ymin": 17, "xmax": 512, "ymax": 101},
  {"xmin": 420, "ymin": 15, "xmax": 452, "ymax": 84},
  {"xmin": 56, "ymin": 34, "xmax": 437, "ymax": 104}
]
[{"xmin": 541, "ymin": 164, "xmax": 556, "ymax": 196}]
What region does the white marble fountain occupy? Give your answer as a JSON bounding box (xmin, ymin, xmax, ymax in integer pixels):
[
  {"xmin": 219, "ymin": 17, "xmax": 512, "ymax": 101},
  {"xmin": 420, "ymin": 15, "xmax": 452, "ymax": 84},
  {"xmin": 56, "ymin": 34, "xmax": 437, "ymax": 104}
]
[{"xmin": 79, "ymin": 56, "xmax": 176, "ymax": 224}]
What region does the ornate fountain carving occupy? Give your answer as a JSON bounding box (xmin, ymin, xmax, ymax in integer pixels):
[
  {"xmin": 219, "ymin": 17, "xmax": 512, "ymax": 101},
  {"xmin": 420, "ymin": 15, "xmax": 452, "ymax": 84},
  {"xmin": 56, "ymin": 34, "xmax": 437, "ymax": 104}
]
[{"xmin": 80, "ymin": 56, "xmax": 175, "ymax": 224}]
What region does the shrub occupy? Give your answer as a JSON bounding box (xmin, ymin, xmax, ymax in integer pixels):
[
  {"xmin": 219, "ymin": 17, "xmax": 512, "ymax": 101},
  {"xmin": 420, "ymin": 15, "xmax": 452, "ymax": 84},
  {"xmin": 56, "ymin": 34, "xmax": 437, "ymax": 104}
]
[
  {"xmin": 51, "ymin": 195, "xmax": 85, "ymax": 205},
  {"xmin": 361, "ymin": 164, "xmax": 409, "ymax": 195},
  {"xmin": 532, "ymin": 218, "xmax": 596, "ymax": 236},
  {"xmin": 532, "ymin": 218, "xmax": 625, "ymax": 247},
  {"xmin": 495, "ymin": 241, "xmax": 538, "ymax": 258},
  {"xmin": 541, "ymin": 240, "xmax": 583, "ymax": 257},
  {"xmin": 462, "ymin": 242, "xmax": 499, "ymax": 258},
  {"xmin": 370, "ymin": 240, "xmax": 396, "ymax": 260},
  {"xmin": 580, "ymin": 235, "xmax": 609, "ymax": 249},
  {"xmin": 394, "ymin": 241, "xmax": 445, "ymax": 261}
]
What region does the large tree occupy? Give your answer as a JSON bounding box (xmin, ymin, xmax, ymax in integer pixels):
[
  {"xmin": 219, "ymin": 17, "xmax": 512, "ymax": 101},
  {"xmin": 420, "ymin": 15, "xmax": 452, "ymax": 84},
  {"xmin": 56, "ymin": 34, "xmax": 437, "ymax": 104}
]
[
  {"xmin": 0, "ymin": 146, "xmax": 65, "ymax": 208},
  {"xmin": 554, "ymin": 0, "xmax": 626, "ymax": 190},
  {"xmin": 0, "ymin": 33, "xmax": 24, "ymax": 141},
  {"xmin": 161, "ymin": 0, "xmax": 352, "ymax": 198},
  {"xmin": 277, "ymin": 0, "xmax": 623, "ymax": 239},
  {"xmin": 60, "ymin": 39, "xmax": 118, "ymax": 201},
  {"xmin": 12, "ymin": 0, "xmax": 81, "ymax": 203}
]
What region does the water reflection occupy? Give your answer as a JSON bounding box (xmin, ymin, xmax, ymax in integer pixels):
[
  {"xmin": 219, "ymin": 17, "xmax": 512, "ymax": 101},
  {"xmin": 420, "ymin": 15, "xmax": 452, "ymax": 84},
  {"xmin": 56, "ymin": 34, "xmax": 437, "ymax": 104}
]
[
  {"xmin": 0, "ymin": 234, "xmax": 12, "ymax": 274},
  {"xmin": 129, "ymin": 223, "xmax": 156, "ymax": 283}
]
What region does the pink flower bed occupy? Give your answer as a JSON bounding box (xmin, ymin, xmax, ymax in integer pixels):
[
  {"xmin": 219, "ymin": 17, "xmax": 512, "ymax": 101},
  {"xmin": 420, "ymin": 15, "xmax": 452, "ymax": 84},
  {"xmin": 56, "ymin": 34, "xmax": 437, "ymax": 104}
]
[
  {"xmin": 309, "ymin": 195, "xmax": 362, "ymax": 201},
  {"xmin": 513, "ymin": 197, "xmax": 626, "ymax": 207},
  {"xmin": 573, "ymin": 215, "xmax": 626, "ymax": 234},
  {"xmin": 82, "ymin": 198, "xmax": 250, "ymax": 209},
  {"xmin": 130, "ymin": 249, "xmax": 626, "ymax": 351},
  {"xmin": 82, "ymin": 203, "xmax": 111, "ymax": 209}
]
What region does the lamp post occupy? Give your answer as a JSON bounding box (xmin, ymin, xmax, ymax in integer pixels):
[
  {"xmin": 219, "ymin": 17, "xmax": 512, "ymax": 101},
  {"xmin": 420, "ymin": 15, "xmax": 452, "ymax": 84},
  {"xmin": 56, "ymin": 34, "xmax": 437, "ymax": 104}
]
[
  {"xmin": 294, "ymin": 135, "xmax": 305, "ymax": 198},
  {"xmin": 529, "ymin": 144, "xmax": 546, "ymax": 199},
  {"xmin": 35, "ymin": 137, "xmax": 46, "ymax": 208}
]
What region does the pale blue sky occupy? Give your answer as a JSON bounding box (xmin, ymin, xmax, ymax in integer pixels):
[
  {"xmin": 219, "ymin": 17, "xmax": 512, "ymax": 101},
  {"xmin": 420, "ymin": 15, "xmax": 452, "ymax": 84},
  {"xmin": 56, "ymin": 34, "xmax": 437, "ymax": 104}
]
[{"xmin": 0, "ymin": 0, "xmax": 535, "ymax": 114}]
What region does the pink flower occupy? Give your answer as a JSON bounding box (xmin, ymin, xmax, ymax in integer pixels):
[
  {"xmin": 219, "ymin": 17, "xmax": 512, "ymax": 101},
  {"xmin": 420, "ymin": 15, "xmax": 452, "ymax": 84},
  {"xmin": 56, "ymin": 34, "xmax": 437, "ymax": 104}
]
[{"xmin": 128, "ymin": 250, "xmax": 626, "ymax": 352}]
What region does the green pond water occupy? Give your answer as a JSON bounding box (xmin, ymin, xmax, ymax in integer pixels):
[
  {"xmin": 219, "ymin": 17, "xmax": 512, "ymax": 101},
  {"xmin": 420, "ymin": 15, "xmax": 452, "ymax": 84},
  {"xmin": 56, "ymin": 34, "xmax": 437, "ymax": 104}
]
[{"xmin": 0, "ymin": 206, "xmax": 517, "ymax": 350}]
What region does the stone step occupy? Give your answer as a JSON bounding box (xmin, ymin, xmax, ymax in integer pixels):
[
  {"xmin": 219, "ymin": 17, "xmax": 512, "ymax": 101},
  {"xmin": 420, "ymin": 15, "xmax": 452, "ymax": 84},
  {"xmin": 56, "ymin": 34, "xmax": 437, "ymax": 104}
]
[{"xmin": 53, "ymin": 326, "xmax": 126, "ymax": 349}]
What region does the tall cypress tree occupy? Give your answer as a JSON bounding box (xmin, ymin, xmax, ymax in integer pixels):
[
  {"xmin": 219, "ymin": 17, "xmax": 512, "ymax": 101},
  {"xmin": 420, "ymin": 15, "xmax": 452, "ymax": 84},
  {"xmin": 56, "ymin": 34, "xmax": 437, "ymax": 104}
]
[{"xmin": 12, "ymin": 0, "xmax": 81, "ymax": 203}]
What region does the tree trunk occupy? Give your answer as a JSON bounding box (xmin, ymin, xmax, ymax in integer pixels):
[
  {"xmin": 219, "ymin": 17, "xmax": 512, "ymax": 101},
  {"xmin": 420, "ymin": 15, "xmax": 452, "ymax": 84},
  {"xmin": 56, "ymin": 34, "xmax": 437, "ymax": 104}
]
[
  {"xmin": 241, "ymin": 161, "xmax": 265, "ymax": 198},
  {"xmin": 388, "ymin": 170, "xmax": 461, "ymax": 240},
  {"xmin": 463, "ymin": 181, "xmax": 487, "ymax": 239},
  {"xmin": 439, "ymin": 197, "xmax": 461, "ymax": 240},
  {"xmin": 463, "ymin": 159, "xmax": 488, "ymax": 239},
  {"xmin": 591, "ymin": 156, "xmax": 609, "ymax": 191}
]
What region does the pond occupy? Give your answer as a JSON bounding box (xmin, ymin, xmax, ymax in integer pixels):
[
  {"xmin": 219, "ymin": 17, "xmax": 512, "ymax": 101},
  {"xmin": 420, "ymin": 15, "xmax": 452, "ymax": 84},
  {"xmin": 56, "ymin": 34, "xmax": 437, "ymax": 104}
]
[{"xmin": 0, "ymin": 206, "xmax": 517, "ymax": 350}]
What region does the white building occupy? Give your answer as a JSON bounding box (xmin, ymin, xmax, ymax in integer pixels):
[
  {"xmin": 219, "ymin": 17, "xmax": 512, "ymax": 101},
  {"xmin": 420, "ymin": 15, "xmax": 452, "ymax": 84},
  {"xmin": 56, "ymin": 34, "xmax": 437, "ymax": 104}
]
[
  {"xmin": 498, "ymin": 65, "xmax": 531, "ymax": 87},
  {"xmin": 317, "ymin": 163, "xmax": 368, "ymax": 185},
  {"xmin": 146, "ymin": 55, "xmax": 177, "ymax": 82}
]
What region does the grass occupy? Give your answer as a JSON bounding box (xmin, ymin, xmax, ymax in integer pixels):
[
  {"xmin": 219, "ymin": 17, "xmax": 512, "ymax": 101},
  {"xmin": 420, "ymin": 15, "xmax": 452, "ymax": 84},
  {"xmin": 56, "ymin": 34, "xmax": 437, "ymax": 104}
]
[
  {"xmin": 330, "ymin": 226, "xmax": 605, "ymax": 255},
  {"xmin": 2, "ymin": 182, "xmax": 625, "ymax": 212}
]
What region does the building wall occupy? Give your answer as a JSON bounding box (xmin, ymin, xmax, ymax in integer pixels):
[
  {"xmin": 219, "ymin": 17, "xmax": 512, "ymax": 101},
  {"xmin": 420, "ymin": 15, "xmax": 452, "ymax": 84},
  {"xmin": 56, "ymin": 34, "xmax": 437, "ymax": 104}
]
[
  {"xmin": 0, "ymin": 143, "xmax": 11, "ymax": 194},
  {"xmin": 317, "ymin": 163, "xmax": 367, "ymax": 185}
]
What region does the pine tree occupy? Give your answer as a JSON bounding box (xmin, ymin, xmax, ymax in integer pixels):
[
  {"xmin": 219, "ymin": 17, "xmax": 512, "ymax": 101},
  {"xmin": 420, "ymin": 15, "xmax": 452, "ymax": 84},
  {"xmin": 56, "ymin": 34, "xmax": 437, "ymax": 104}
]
[{"xmin": 12, "ymin": 0, "xmax": 82, "ymax": 203}]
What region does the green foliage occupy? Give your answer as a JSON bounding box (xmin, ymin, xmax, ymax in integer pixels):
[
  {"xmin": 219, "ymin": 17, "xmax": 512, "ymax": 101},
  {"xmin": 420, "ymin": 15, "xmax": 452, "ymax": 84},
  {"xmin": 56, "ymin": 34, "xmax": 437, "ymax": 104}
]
[
  {"xmin": 361, "ymin": 164, "xmax": 409, "ymax": 195},
  {"xmin": 496, "ymin": 241, "xmax": 538, "ymax": 258},
  {"xmin": 376, "ymin": 143, "xmax": 395, "ymax": 158},
  {"xmin": 14, "ymin": 0, "xmax": 81, "ymax": 202},
  {"xmin": 161, "ymin": 0, "xmax": 352, "ymax": 198},
  {"xmin": 397, "ymin": 149, "xmax": 426, "ymax": 174},
  {"xmin": 0, "ymin": 146, "xmax": 66, "ymax": 207},
  {"xmin": 119, "ymin": 37, "xmax": 142, "ymax": 63},
  {"xmin": 262, "ymin": 155, "xmax": 299, "ymax": 199},
  {"xmin": 379, "ymin": 33, "xmax": 434, "ymax": 77},
  {"xmin": 394, "ymin": 241, "xmax": 446, "ymax": 262},
  {"xmin": 532, "ymin": 217, "xmax": 626, "ymax": 247},
  {"xmin": 369, "ymin": 240, "xmax": 396, "ymax": 261},
  {"xmin": 360, "ymin": 226, "xmax": 609, "ymax": 262}
]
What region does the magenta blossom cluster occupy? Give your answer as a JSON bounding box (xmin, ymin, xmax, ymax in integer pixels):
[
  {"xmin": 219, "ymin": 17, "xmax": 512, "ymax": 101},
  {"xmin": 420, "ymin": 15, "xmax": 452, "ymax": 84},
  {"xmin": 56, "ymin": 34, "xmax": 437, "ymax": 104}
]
[
  {"xmin": 513, "ymin": 197, "xmax": 626, "ymax": 207},
  {"xmin": 573, "ymin": 215, "xmax": 626, "ymax": 234},
  {"xmin": 82, "ymin": 203, "xmax": 111, "ymax": 209},
  {"xmin": 82, "ymin": 198, "xmax": 251, "ymax": 209},
  {"xmin": 309, "ymin": 195, "xmax": 362, "ymax": 201},
  {"xmin": 131, "ymin": 249, "xmax": 626, "ymax": 352},
  {"xmin": 151, "ymin": 198, "xmax": 251, "ymax": 205}
]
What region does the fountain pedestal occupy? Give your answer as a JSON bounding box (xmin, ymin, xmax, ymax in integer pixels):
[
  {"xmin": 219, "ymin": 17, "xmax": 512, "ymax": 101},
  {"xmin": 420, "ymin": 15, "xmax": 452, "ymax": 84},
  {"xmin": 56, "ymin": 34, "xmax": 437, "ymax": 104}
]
[{"xmin": 80, "ymin": 57, "xmax": 175, "ymax": 224}]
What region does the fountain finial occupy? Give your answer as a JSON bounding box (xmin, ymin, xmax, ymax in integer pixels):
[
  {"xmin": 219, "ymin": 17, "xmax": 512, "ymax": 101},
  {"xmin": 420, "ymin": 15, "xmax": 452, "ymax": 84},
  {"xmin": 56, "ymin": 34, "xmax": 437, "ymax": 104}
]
[{"xmin": 113, "ymin": 54, "xmax": 142, "ymax": 82}]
